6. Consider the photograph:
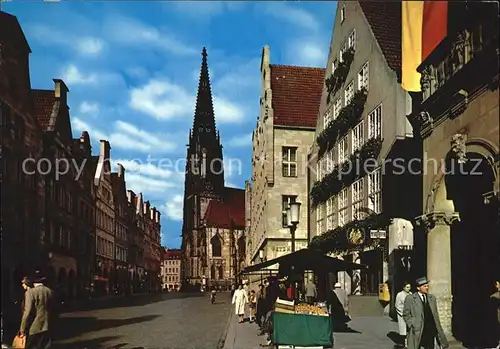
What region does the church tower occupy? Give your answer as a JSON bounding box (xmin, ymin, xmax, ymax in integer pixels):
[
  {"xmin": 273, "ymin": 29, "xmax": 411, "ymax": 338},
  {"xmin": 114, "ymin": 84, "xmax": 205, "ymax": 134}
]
[{"xmin": 181, "ymin": 48, "xmax": 225, "ymax": 283}]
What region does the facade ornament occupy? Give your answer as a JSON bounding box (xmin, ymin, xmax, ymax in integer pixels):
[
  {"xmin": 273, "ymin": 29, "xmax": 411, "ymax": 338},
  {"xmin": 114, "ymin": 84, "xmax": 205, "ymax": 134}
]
[
  {"xmin": 420, "ymin": 66, "xmax": 432, "ymax": 100},
  {"xmin": 450, "ymin": 133, "xmax": 468, "ymax": 163},
  {"xmin": 449, "ymin": 89, "xmax": 469, "ymax": 119},
  {"xmin": 411, "ymin": 110, "xmax": 434, "ymax": 139},
  {"xmin": 415, "ymin": 211, "xmax": 461, "ymax": 231}
]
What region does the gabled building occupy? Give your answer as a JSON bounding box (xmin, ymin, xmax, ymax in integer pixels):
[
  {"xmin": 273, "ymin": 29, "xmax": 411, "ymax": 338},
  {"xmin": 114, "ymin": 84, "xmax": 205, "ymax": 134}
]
[
  {"xmin": 71, "ymin": 131, "xmax": 97, "ymax": 297},
  {"xmin": 143, "ymin": 200, "xmax": 161, "ymax": 292},
  {"xmin": 308, "ymin": 1, "xmax": 421, "ymax": 302},
  {"xmin": 181, "ymin": 48, "xmax": 246, "ymax": 287},
  {"xmin": 246, "ymin": 46, "xmax": 324, "ymax": 267},
  {"xmin": 126, "ymin": 190, "xmax": 143, "ymax": 292},
  {"xmin": 32, "ymin": 79, "xmax": 85, "ymax": 301},
  {"xmin": 93, "ymin": 140, "xmax": 116, "ymax": 295},
  {"xmin": 0, "ymin": 10, "xmax": 45, "ymax": 307},
  {"xmin": 111, "ymin": 164, "xmax": 129, "ymax": 294},
  {"xmin": 161, "ymin": 247, "xmax": 182, "ymax": 291}
]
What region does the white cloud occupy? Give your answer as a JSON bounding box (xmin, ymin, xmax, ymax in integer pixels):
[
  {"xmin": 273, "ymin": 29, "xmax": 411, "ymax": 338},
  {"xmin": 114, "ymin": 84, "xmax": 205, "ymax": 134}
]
[
  {"xmin": 77, "ymin": 37, "xmax": 104, "ymax": 55},
  {"xmin": 287, "ymin": 40, "xmax": 327, "ymax": 67},
  {"xmin": 129, "ymin": 79, "xmax": 246, "ymax": 123},
  {"xmin": 125, "ymin": 173, "xmax": 176, "ymax": 199},
  {"xmin": 27, "ymin": 24, "xmax": 104, "ymax": 56},
  {"xmin": 161, "ymin": 195, "xmax": 184, "ymax": 221},
  {"xmin": 79, "ymin": 101, "xmax": 100, "ymax": 115},
  {"xmin": 170, "ymin": 1, "xmax": 246, "ymax": 19},
  {"xmin": 72, "ymin": 117, "xmax": 177, "ymax": 153},
  {"xmin": 262, "ymin": 3, "xmax": 319, "ymax": 32},
  {"xmin": 62, "ymin": 65, "xmax": 97, "ymax": 85},
  {"xmin": 129, "ymin": 80, "xmax": 193, "ymax": 120},
  {"xmin": 103, "ymin": 14, "xmax": 197, "ymax": 55},
  {"xmin": 226, "ymin": 133, "xmax": 252, "ymax": 148}
]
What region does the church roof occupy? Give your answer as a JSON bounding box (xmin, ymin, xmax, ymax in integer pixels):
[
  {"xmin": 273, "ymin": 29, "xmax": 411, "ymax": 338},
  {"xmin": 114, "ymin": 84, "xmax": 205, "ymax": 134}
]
[
  {"xmin": 204, "ymin": 187, "xmax": 245, "ymax": 229},
  {"xmin": 270, "ymin": 64, "xmax": 325, "ymax": 128},
  {"xmin": 359, "ymin": 1, "xmax": 401, "ymax": 75}
]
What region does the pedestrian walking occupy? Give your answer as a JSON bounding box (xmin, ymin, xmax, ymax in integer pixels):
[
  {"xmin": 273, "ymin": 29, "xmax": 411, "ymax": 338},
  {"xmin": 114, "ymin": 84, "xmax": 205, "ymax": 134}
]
[
  {"xmin": 232, "ymin": 284, "xmax": 248, "ymax": 324},
  {"xmin": 395, "ymin": 282, "xmax": 412, "ymax": 348},
  {"xmin": 328, "ymin": 282, "xmax": 349, "ymax": 330},
  {"xmin": 249, "ymin": 290, "xmax": 257, "ymax": 322},
  {"xmin": 19, "ymin": 271, "xmax": 55, "ymax": 349},
  {"xmin": 256, "ymin": 284, "xmax": 265, "ymax": 328},
  {"xmin": 490, "ymin": 278, "xmax": 500, "ymax": 348},
  {"xmin": 305, "ymin": 278, "xmax": 317, "ymax": 305},
  {"xmin": 403, "ymin": 277, "xmax": 449, "ymax": 349}
]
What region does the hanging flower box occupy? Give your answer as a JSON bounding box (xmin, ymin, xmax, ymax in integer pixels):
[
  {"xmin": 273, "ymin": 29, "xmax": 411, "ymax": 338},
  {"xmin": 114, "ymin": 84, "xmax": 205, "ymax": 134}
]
[
  {"xmin": 325, "ymin": 48, "xmax": 355, "ymax": 104},
  {"xmin": 311, "ymin": 137, "xmax": 383, "ymax": 207}
]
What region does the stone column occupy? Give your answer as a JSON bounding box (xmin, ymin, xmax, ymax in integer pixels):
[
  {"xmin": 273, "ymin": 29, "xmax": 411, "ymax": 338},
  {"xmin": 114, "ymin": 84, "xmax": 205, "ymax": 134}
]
[
  {"xmin": 351, "ymin": 251, "xmax": 362, "ymax": 295},
  {"xmin": 416, "ymin": 211, "xmax": 460, "ymax": 340}
]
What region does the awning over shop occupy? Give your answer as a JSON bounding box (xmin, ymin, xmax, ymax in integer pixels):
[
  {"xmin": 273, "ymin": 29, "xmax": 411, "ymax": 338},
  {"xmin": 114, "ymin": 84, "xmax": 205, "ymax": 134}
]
[{"xmin": 240, "ymin": 248, "xmax": 366, "ymax": 275}]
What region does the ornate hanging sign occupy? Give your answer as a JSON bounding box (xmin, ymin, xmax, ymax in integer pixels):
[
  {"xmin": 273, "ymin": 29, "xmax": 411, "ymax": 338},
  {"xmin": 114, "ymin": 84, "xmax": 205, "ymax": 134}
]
[{"xmin": 347, "ymin": 227, "xmax": 365, "ymax": 245}]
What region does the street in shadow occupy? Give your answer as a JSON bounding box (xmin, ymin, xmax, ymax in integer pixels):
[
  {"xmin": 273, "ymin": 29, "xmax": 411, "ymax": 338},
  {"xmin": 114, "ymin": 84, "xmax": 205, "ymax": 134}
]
[
  {"xmin": 54, "ymin": 335, "xmax": 123, "ymax": 349},
  {"xmin": 54, "ymin": 314, "xmax": 160, "ymax": 341},
  {"xmin": 332, "ymin": 326, "xmax": 362, "ymax": 334},
  {"xmin": 386, "ymin": 331, "xmax": 403, "ymax": 347}
]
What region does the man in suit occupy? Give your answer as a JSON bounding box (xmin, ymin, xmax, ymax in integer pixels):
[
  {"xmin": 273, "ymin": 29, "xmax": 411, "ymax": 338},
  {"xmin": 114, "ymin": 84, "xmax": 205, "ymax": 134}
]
[
  {"xmin": 403, "ymin": 277, "xmax": 449, "ymax": 349},
  {"xmin": 19, "ymin": 272, "xmax": 55, "ymax": 349}
]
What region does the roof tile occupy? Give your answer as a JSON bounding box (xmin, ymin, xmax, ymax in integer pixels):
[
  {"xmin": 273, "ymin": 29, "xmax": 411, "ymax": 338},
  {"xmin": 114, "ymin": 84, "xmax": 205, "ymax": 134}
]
[
  {"xmin": 359, "ymin": 1, "xmax": 402, "ymax": 74},
  {"xmin": 270, "ymin": 65, "xmax": 325, "ymax": 128},
  {"xmin": 32, "ymin": 89, "xmax": 55, "ymax": 131},
  {"xmin": 204, "ymin": 187, "xmax": 245, "ymax": 229}
]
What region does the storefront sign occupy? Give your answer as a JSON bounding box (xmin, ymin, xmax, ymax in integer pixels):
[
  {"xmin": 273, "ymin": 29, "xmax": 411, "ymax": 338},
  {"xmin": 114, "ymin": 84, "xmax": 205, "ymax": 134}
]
[
  {"xmin": 347, "ymin": 228, "xmax": 365, "ymax": 245},
  {"xmin": 370, "ymin": 229, "xmax": 387, "ymax": 239}
]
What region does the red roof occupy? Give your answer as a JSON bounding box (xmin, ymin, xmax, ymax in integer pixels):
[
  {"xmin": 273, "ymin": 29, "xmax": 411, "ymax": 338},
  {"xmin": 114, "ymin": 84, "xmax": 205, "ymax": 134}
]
[
  {"xmin": 164, "ymin": 249, "xmax": 182, "ymax": 260},
  {"xmin": 204, "ymin": 187, "xmax": 245, "ymax": 229},
  {"xmin": 270, "ymin": 65, "xmax": 325, "ymax": 128},
  {"xmin": 32, "ymin": 89, "xmax": 55, "ymax": 130},
  {"xmin": 359, "ymin": 1, "xmax": 401, "ymax": 75}
]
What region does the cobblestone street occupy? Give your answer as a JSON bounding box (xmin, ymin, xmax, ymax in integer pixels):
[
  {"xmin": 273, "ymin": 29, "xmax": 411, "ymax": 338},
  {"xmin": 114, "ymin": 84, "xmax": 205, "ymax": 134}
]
[{"xmin": 53, "ymin": 292, "xmax": 231, "ymax": 349}]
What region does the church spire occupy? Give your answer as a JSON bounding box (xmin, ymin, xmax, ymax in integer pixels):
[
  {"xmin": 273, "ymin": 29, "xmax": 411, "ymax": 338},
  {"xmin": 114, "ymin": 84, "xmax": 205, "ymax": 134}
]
[{"xmin": 193, "ymin": 47, "xmax": 216, "ymax": 135}]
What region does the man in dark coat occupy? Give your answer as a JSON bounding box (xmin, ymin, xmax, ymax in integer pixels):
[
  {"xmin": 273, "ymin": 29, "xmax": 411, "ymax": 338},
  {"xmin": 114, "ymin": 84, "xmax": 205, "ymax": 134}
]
[{"xmin": 403, "ymin": 277, "xmax": 449, "ymax": 349}]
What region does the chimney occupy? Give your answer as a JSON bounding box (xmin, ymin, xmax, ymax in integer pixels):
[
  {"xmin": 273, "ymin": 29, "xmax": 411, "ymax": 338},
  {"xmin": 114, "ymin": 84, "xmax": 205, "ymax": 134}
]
[
  {"xmin": 53, "ymin": 79, "xmax": 69, "ymax": 105},
  {"xmin": 117, "ymin": 163, "xmax": 125, "ymax": 180},
  {"xmin": 155, "ymin": 210, "xmax": 161, "ymax": 223}
]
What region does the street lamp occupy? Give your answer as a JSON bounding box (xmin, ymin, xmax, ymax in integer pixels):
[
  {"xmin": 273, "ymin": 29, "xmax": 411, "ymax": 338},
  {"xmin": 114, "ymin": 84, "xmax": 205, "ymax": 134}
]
[{"xmin": 286, "ymin": 201, "xmax": 301, "ymax": 253}]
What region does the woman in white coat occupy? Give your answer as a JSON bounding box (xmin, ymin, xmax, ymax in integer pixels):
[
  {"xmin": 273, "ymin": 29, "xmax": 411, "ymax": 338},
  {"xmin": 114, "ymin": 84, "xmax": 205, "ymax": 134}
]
[
  {"xmin": 232, "ymin": 284, "xmax": 248, "ymax": 323},
  {"xmin": 395, "ymin": 282, "xmax": 412, "ymax": 347}
]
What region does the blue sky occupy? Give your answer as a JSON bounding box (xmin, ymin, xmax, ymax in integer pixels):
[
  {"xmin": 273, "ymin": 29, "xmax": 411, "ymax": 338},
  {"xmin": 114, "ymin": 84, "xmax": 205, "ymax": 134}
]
[{"xmin": 4, "ymin": 1, "xmax": 336, "ymax": 248}]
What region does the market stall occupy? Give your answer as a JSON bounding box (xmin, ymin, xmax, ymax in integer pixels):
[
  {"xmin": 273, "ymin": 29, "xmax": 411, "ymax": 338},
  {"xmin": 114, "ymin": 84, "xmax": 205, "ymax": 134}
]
[{"xmin": 241, "ymin": 248, "xmax": 366, "ymax": 348}]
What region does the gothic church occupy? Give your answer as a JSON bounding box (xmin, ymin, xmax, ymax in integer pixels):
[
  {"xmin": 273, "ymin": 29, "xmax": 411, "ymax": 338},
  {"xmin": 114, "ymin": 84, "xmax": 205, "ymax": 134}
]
[{"xmin": 181, "ymin": 48, "xmax": 246, "ymax": 288}]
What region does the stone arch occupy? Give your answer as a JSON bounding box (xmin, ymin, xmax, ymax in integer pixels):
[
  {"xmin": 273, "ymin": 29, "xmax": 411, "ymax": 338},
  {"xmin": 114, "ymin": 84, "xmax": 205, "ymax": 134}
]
[
  {"xmin": 425, "ymin": 172, "xmax": 456, "ymax": 214},
  {"xmin": 210, "ymin": 264, "xmax": 216, "ymax": 279},
  {"xmin": 211, "ymin": 235, "xmax": 222, "ymax": 257}
]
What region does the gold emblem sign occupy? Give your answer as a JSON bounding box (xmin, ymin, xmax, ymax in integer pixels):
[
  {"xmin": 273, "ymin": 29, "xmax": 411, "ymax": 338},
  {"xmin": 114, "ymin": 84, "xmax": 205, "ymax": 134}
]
[{"xmin": 347, "ymin": 228, "xmax": 365, "ymax": 245}]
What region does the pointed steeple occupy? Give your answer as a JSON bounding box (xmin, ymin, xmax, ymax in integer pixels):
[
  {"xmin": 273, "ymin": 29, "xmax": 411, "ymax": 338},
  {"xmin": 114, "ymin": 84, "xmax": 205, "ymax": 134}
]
[{"xmin": 193, "ymin": 47, "xmax": 216, "ymax": 136}]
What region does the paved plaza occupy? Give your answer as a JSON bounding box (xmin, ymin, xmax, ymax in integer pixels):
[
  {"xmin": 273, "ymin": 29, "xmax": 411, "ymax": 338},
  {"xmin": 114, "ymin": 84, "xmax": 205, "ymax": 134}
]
[{"xmin": 53, "ymin": 292, "xmax": 232, "ymax": 349}]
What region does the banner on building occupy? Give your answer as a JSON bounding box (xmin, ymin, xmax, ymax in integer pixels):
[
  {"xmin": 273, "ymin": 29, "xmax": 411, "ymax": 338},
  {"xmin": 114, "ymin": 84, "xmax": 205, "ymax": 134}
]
[{"xmin": 402, "ymin": 1, "xmax": 448, "ymax": 91}]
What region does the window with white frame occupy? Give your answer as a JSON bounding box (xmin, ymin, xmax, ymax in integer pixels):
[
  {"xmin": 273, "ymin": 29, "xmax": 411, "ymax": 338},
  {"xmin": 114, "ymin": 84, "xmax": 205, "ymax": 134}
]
[
  {"xmin": 351, "ymin": 178, "xmax": 364, "ymax": 220},
  {"xmin": 352, "ymin": 122, "xmax": 364, "ymax": 152},
  {"xmin": 333, "ymin": 99, "xmax": 342, "ymax": 120},
  {"xmin": 331, "ymin": 59, "xmax": 337, "ymax": 74},
  {"xmin": 326, "ymin": 196, "xmax": 337, "ymax": 230},
  {"xmin": 282, "ymin": 195, "xmax": 297, "ymax": 227},
  {"xmin": 341, "ymin": 5, "xmax": 346, "ymax": 23},
  {"xmin": 316, "ymin": 161, "xmax": 321, "ymax": 181},
  {"xmin": 358, "ymin": 62, "xmax": 369, "ymax": 90},
  {"xmin": 340, "ymin": 42, "xmax": 347, "ymax": 62},
  {"xmin": 326, "ymin": 150, "xmax": 335, "ymax": 174},
  {"xmin": 282, "ymin": 147, "xmax": 297, "ymax": 177},
  {"xmin": 368, "ymin": 104, "xmax": 382, "ymax": 139},
  {"xmin": 368, "ymin": 169, "xmax": 382, "ymax": 213},
  {"xmin": 323, "ymin": 107, "xmax": 332, "ymax": 128},
  {"xmin": 338, "ymin": 136, "xmax": 348, "ymax": 163},
  {"xmin": 344, "ymin": 81, "xmax": 354, "ymax": 105},
  {"xmin": 321, "ymin": 157, "xmax": 328, "ymax": 179},
  {"xmin": 348, "ymin": 30, "xmax": 356, "ymax": 49},
  {"xmin": 338, "ymin": 188, "xmax": 349, "ymax": 226},
  {"xmin": 316, "ymin": 204, "xmax": 324, "ymax": 235}
]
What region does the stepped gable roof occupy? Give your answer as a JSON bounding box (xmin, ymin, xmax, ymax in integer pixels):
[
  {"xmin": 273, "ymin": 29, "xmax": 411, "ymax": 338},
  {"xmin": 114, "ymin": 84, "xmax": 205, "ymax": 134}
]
[
  {"xmin": 0, "ymin": 11, "xmax": 31, "ymax": 52},
  {"xmin": 32, "ymin": 89, "xmax": 55, "ymax": 130},
  {"xmin": 359, "ymin": 1, "xmax": 402, "ymax": 74},
  {"xmin": 270, "ymin": 64, "xmax": 325, "ymax": 128},
  {"xmin": 204, "ymin": 187, "xmax": 245, "ymax": 229}
]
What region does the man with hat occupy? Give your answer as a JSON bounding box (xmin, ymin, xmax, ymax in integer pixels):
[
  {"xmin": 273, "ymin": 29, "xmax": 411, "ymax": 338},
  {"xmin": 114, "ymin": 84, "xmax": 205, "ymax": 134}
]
[
  {"xmin": 19, "ymin": 271, "xmax": 55, "ymax": 349},
  {"xmin": 403, "ymin": 277, "xmax": 449, "ymax": 349}
]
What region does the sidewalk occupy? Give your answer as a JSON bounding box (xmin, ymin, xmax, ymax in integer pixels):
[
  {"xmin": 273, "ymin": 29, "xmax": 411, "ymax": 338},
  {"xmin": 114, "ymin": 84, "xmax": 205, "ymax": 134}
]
[{"xmin": 222, "ymin": 313, "xmax": 268, "ymax": 349}]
